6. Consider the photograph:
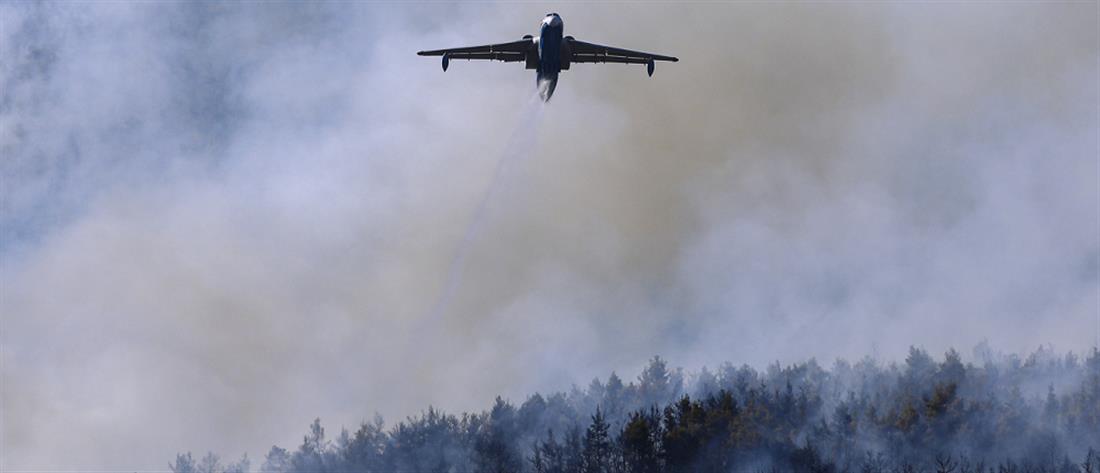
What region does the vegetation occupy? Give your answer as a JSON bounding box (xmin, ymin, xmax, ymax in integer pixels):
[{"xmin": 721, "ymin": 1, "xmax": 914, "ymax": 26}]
[{"xmin": 172, "ymin": 345, "xmax": 1100, "ymax": 473}]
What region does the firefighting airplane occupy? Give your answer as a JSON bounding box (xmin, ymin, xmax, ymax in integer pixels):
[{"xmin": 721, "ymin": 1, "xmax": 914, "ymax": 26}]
[{"xmin": 417, "ymin": 13, "xmax": 679, "ymax": 101}]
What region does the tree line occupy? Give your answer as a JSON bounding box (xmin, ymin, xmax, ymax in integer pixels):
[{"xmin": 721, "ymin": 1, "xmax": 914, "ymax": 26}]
[{"xmin": 172, "ymin": 345, "xmax": 1100, "ymax": 473}]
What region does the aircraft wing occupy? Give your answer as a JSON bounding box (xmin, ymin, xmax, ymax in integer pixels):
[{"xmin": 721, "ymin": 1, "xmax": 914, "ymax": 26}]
[
  {"xmin": 566, "ymin": 39, "xmax": 679, "ymax": 64},
  {"xmin": 417, "ymin": 39, "xmax": 534, "ymax": 62}
]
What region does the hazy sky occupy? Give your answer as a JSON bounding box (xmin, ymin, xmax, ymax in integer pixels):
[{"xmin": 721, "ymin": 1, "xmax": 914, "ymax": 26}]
[{"xmin": 1, "ymin": 2, "xmax": 1097, "ymax": 470}]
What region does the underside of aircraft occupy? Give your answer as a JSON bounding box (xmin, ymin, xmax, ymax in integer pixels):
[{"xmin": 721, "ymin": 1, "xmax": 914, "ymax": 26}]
[{"xmin": 417, "ymin": 13, "xmax": 679, "ymax": 101}]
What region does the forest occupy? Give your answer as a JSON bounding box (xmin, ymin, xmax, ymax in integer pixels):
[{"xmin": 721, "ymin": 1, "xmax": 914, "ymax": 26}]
[{"xmin": 170, "ymin": 345, "xmax": 1100, "ymax": 473}]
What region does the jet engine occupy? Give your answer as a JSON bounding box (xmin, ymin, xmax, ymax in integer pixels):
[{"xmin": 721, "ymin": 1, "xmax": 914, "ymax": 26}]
[
  {"xmin": 560, "ymin": 36, "xmax": 574, "ymax": 70},
  {"xmin": 524, "ymin": 35, "xmax": 539, "ymax": 70}
]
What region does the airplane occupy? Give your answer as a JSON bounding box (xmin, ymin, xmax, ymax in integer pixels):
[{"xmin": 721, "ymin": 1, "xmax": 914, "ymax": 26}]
[{"xmin": 417, "ymin": 13, "xmax": 678, "ymax": 102}]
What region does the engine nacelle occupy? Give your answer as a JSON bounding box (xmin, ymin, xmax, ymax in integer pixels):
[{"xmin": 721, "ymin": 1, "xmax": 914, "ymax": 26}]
[
  {"xmin": 560, "ymin": 36, "xmax": 574, "ymax": 70},
  {"xmin": 525, "ymin": 36, "xmax": 539, "ymax": 70},
  {"xmin": 647, "ymin": 59, "xmax": 654, "ymax": 77},
  {"xmin": 442, "ymin": 53, "xmax": 449, "ymax": 71}
]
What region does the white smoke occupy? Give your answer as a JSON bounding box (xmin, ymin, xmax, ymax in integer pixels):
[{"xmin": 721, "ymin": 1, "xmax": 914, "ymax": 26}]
[{"xmin": 426, "ymin": 92, "xmax": 546, "ymax": 324}]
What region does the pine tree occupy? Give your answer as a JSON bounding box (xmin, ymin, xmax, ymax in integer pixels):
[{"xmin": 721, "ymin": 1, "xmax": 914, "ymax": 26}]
[
  {"xmin": 583, "ymin": 407, "xmax": 614, "ymax": 473},
  {"xmin": 170, "ymin": 453, "xmax": 197, "ymax": 473},
  {"xmin": 621, "ymin": 411, "xmax": 659, "ymax": 473},
  {"xmin": 475, "ymin": 397, "xmax": 523, "ymax": 473},
  {"xmin": 345, "ymin": 416, "xmax": 386, "ymax": 472},
  {"xmin": 531, "ymin": 429, "xmax": 567, "ymax": 473},
  {"xmin": 260, "ymin": 447, "xmax": 290, "ymax": 473}
]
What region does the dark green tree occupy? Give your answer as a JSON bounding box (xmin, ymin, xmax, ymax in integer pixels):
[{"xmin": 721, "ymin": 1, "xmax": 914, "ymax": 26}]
[
  {"xmin": 621, "ymin": 410, "xmax": 660, "ymax": 473},
  {"xmin": 583, "ymin": 407, "xmax": 615, "ymax": 473},
  {"xmin": 475, "ymin": 397, "xmax": 523, "ymax": 473}
]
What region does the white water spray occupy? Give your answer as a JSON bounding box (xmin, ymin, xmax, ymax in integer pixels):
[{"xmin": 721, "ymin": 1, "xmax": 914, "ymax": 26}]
[{"xmin": 425, "ymin": 92, "xmax": 547, "ymax": 323}]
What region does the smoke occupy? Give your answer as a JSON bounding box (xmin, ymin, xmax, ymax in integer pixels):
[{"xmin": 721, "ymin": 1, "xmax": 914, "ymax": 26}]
[
  {"xmin": 426, "ymin": 92, "xmax": 546, "ymax": 324},
  {"xmin": 1, "ymin": 1, "xmax": 1097, "ymax": 470}
]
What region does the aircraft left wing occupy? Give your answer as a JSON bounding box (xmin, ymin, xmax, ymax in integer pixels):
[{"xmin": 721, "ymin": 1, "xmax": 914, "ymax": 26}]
[
  {"xmin": 417, "ymin": 39, "xmax": 534, "ymax": 63},
  {"xmin": 565, "ymin": 38, "xmax": 679, "ymax": 64}
]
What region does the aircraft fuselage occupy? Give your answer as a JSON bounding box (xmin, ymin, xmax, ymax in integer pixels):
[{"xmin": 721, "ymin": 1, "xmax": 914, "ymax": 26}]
[{"xmin": 537, "ymin": 13, "xmax": 564, "ymax": 100}]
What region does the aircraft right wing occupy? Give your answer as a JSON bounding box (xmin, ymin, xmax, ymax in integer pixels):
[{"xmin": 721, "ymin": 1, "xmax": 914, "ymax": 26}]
[{"xmin": 565, "ymin": 39, "xmax": 679, "ymax": 64}]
